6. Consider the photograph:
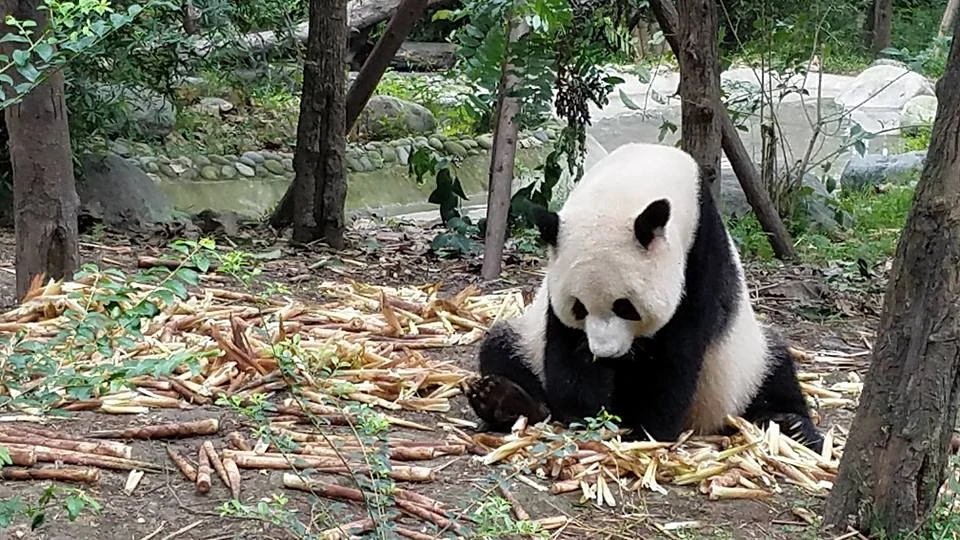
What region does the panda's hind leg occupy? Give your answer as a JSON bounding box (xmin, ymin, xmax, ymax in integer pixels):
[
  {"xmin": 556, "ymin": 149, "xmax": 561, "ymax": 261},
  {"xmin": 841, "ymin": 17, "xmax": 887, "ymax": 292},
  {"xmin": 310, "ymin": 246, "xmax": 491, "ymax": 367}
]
[
  {"xmin": 743, "ymin": 341, "xmax": 824, "ymax": 453},
  {"xmin": 465, "ymin": 323, "xmax": 550, "ymax": 432}
]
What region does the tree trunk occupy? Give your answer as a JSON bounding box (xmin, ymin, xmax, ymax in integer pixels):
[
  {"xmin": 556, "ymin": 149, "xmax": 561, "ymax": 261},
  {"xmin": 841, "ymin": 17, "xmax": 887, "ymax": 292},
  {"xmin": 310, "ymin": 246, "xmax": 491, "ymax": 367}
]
[
  {"xmin": 649, "ymin": 0, "xmax": 796, "ymax": 260},
  {"xmin": 872, "ymin": 0, "xmax": 893, "ymax": 57},
  {"xmin": 346, "ymin": 0, "xmax": 430, "ymax": 132},
  {"xmin": 676, "ymin": 0, "xmax": 722, "ymax": 204},
  {"xmin": 289, "ymin": 0, "xmax": 349, "ymax": 248},
  {"xmin": 271, "ymin": 0, "xmax": 431, "ymax": 231},
  {"xmin": 940, "ymin": 0, "xmax": 959, "ymax": 38},
  {"xmin": 862, "ymin": 0, "xmax": 876, "ymax": 50},
  {"xmin": 822, "ymin": 13, "xmax": 960, "ymax": 536},
  {"xmin": 1, "ymin": 0, "xmax": 80, "ymax": 302},
  {"xmin": 480, "ymin": 17, "xmax": 528, "ymax": 282}
]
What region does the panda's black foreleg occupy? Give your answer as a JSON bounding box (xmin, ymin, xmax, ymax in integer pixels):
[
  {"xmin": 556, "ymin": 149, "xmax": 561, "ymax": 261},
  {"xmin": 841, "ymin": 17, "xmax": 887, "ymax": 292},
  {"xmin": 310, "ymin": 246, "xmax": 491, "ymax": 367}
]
[
  {"xmin": 542, "ymin": 351, "xmax": 617, "ymax": 424},
  {"xmin": 743, "ymin": 342, "xmax": 824, "ymax": 453},
  {"xmin": 610, "ymin": 345, "xmax": 702, "ymax": 443},
  {"xmin": 468, "ymin": 323, "xmax": 552, "ymax": 432}
]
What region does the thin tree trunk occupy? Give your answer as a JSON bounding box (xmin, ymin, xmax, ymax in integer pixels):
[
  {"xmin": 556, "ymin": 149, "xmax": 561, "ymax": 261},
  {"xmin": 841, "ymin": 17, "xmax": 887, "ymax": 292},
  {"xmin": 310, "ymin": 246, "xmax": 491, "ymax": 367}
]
[
  {"xmin": 481, "ymin": 16, "xmax": 528, "ymax": 281},
  {"xmin": 676, "ymin": 0, "xmax": 722, "ymax": 204},
  {"xmin": 940, "ymin": 0, "xmax": 959, "ymax": 38},
  {"xmin": 1, "ymin": 0, "xmax": 80, "ymax": 301},
  {"xmin": 822, "ymin": 13, "xmax": 960, "ymax": 536},
  {"xmin": 872, "ymin": 0, "xmax": 893, "ymax": 57},
  {"xmin": 271, "ymin": 0, "xmax": 430, "ymax": 230},
  {"xmin": 649, "ymin": 0, "xmax": 796, "ymax": 260},
  {"xmin": 862, "ymin": 0, "xmax": 876, "ymax": 50},
  {"xmin": 290, "ymin": 0, "xmax": 349, "ymax": 248}
]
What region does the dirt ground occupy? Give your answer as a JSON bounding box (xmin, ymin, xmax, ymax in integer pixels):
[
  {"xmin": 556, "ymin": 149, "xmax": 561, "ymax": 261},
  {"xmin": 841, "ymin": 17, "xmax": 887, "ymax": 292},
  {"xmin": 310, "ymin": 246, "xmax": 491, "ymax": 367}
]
[{"xmin": 0, "ymin": 216, "xmax": 889, "ymax": 540}]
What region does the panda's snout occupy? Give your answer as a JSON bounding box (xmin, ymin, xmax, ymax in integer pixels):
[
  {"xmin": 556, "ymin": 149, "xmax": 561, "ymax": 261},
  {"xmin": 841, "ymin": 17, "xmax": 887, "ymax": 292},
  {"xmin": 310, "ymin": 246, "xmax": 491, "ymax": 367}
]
[{"xmin": 585, "ymin": 316, "xmax": 634, "ymax": 359}]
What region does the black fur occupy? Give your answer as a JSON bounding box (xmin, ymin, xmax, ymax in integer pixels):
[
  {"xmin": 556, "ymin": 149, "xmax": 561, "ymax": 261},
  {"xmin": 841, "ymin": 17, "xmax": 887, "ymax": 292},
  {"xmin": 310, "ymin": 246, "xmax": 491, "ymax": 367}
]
[
  {"xmin": 634, "ymin": 199, "xmax": 671, "ymax": 248},
  {"xmin": 533, "ymin": 206, "xmax": 560, "ymax": 247},
  {"xmin": 469, "ymin": 181, "xmax": 822, "ymax": 452}
]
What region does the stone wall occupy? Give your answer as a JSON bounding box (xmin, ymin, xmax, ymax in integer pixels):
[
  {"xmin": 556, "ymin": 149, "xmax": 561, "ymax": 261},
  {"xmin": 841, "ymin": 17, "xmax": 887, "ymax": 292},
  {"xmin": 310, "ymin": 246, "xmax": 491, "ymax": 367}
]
[{"xmin": 105, "ymin": 126, "xmax": 562, "ymax": 219}]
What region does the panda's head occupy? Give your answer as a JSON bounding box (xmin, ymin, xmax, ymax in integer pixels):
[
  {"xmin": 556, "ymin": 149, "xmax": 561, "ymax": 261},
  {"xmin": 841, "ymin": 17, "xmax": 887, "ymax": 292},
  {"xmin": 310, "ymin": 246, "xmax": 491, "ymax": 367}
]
[{"xmin": 532, "ymin": 143, "xmax": 702, "ymax": 359}]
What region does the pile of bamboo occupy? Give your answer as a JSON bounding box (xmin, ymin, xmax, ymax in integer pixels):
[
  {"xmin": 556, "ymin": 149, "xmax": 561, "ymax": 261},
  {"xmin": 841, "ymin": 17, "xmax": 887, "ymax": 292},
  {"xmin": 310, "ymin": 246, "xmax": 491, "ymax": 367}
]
[
  {"xmin": 0, "ymin": 271, "xmax": 866, "ymax": 516},
  {"xmin": 467, "ymin": 360, "xmax": 864, "ymax": 506},
  {"xmin": 0, "ymin": 275, "xmax": 527, "ymax": 416}
]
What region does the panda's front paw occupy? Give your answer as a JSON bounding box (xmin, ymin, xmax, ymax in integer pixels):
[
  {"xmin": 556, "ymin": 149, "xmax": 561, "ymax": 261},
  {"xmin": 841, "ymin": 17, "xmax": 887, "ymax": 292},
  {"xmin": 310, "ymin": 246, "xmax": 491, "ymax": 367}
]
[
  {"xmin": 760, "ymin": 412, "xmax": 823, "ymax": 454},
  {"xmin": 465, "ymin": 375, "xmax": 550, "ymax": 432}
]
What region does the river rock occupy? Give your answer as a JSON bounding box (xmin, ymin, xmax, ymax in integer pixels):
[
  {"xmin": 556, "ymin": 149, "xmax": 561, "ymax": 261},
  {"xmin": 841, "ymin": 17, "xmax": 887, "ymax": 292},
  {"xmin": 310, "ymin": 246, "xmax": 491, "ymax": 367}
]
[
  {"xmin": 263, "ymin": 159, "xmax": 285, "ymax": 175},
  {"xmin": 220, "ymin": 165, "xmax": 238, "ymax": 179},
  {"xmin": 358, "ymin": 95, "xmax": 437, "ymax": 140},
  {"xmin": 840, "ymin": 150, "xmax": 926, "ymax": 190},
  {"xmin": 899, "ymin": 95, "xmax": 937, "ymax": 135},
  {"xmin": 76, "ymin": 152, "xmax": 177, "ymax": 230},
  {"xmin": 90, "ymin": 82, "xmax": 177, "ymax": 138},
  {"xmin": 835, "ymin": 64, "xmax": 935, "ymax": 111},
  {"xmin": 200, "ymin": 165, "xmax": 219, "ymax": 180},
  {"xmin": 235, "ymin": 163, "xmax": 256, "ymax": 177}
]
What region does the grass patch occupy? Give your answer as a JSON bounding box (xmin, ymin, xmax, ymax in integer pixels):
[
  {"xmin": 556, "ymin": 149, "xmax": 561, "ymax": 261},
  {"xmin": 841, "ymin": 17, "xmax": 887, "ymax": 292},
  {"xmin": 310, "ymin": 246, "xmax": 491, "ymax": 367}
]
[{"xmin": 729, "ymin": 182, "xmax": 916, "ymax": 270}]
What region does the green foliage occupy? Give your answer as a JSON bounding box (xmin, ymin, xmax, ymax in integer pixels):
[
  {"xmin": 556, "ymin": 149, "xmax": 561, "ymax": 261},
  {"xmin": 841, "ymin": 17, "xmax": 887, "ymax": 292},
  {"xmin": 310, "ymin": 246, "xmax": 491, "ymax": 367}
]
[
  {"xmin": 0, "ymin": 0, "xmax": 143, "ymax": 109},
  {"xmin": 729, "ymin": 182, "xmax": 915, "ymax": 271},
  {"xmin": 0, "ymin": 476, "xmax": 101, "ymax": 530},
  {"xmin": 471, "ymin": 495, "xmax": 549, "ymax": 539},
  {"xmin": 0, "ymin": 237, "xmax": 277, "ymax": 413},
  {"xmin": 882, "ymin": 34, "xmax": 953, "ymax": 79},
  {"xmin": 901, "ymin": 125, "xmax": 933, "ymax": 152}
]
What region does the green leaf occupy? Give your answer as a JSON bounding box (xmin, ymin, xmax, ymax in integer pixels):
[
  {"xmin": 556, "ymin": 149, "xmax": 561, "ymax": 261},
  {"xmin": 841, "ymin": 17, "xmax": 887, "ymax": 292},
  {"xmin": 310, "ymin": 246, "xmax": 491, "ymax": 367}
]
[
  {"xmin": 16, "ymin": 62, "xmax": 40, "ymax": 82},
  {"xmin": 34, "ymin": 42, "xmax": 54, "ymax": 62},
  {"xmin": 11, "ymin": 48, "xmax": 30, "ymax": 66},
  {"xmin": 0, "ymin": 33, "xmax": 30, "ymax": 44},
  {"xmin": 64, "ymin": 495, "xmax": 85, "ymax": 520},
  {"xmin": 618, "ymin": 89, "xmax": 641, "ymax": 110}
]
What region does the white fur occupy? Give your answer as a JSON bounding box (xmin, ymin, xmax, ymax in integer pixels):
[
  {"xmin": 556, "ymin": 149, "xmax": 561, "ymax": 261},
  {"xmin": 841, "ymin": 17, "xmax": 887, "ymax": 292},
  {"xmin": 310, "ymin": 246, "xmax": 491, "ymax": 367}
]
[
  {"xmin": 511, "ymin": 281, "xmax": 549, "ymax": 377},
  {"xmin": 685, "ymin": 233, "xmax": 772, "ymax": 433},
  {"xmin": 545, "ymin": 143, "xmax": 702, "ymax": 354}
]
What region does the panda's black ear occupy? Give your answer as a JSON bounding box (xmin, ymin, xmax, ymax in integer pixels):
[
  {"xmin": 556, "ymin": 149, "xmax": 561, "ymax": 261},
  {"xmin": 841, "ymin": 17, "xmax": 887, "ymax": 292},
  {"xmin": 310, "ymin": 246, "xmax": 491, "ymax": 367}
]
[
  {"xmin": 532, "ymin": 206, "xmax": 560, "ymax": 247},
  {"xmin": 634, "ymin": 199, "xmax": 671, "ymax": 249}
]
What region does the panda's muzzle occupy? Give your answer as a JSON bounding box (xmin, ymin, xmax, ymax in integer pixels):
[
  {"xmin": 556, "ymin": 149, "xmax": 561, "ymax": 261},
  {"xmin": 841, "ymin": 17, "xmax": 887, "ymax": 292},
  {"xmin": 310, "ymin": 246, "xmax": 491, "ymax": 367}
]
[{"xmin": 584, "ymin": 315, "xmax": 635, "ymax": 359}]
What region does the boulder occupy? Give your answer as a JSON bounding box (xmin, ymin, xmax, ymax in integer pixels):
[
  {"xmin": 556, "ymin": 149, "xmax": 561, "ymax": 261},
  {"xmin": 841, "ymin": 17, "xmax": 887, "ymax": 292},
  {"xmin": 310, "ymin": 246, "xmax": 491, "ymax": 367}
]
[
  {"xmin": 720, "ymin": 166, "xmax": 839, "ymax": 232},
  {"xmin": 899, "ymin": 95, "xmax": 937, "ymax": 135},
  {"xmin": 834, "ymin": 64, "xmax": 935, "ymax": 111},
  {"xmin": 76, "ymin": 153, "xmax": 178, "ymax": 230},
  {"xmin": 840, "ymin": 150, "xmax": 927, "ymax": 190},
  {"xmin": 357, "ymin": 95, "xmax": 437, "ymax": 140},
  {"xmin": 90, "ymin": 83, "xmax": 177, "ymax": 138}
]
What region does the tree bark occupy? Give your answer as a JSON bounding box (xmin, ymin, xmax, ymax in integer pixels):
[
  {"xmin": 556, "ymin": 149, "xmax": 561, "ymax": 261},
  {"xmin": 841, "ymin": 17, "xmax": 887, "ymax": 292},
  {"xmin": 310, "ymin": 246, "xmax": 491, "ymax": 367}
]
[
  {"xmin": 940, "ymin": 0, "xmax": 959, "ymax": 38},
  {"xmin": 649, "ymin": 0, "xmax": 796, "ymax": 260},
  {"xmin": 676, "ymin": 0, "xmax": 722, "ymax": 204},
  {"xmin": 271, "ymin": 0, "xmax": 431, "ymax": 230},
  {"xmin": 822, "ymin": 13, "xmax": 960, "ymax": 536},
  {"xmin": 289, "ymin": 0, "xmax": 349, "ymax": 248},
  {"xmin": 872, "ymin": 0, "xmax": 893, "ymax": 57},
  {"xmin": 1, "ymin": 0, "xmax": 81, "ymax": 302},
  {"xmin": 481, "ymin": 17, "xmax": 528, "ymax": 281}
]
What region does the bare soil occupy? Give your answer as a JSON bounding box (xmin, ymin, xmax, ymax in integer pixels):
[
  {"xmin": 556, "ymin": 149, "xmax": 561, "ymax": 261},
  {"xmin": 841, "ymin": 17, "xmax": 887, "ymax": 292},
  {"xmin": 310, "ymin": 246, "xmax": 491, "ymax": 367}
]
[{"xmin": 0, "ymin": 217, "xmax": 888, "ymax": 540}]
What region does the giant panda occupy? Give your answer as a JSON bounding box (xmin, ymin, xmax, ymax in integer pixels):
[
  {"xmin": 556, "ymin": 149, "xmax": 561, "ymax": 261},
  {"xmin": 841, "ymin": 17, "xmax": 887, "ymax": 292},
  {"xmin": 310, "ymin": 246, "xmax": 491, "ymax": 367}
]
[{"xmin": 465, "ymin": 142, "xmax": 823, "ymax": 452}]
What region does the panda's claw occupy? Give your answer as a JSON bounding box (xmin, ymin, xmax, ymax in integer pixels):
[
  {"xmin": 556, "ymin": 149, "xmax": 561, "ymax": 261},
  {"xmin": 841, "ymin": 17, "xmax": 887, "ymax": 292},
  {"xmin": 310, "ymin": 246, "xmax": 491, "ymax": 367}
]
[
  {"xmin": 756, "ymin": 412, "xmax": 824, "ymax": 454},
  {"xmin": 465, "ymin": 375, "xmax": 550, "ymax": 432}
]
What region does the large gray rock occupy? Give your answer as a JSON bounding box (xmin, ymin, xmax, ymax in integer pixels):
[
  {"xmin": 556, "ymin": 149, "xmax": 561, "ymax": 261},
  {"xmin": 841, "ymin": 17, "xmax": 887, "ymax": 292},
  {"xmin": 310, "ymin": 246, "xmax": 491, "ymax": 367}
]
[
  {"xmin": 91, "ymin": 83, "xmax": 177, "ymax": 138},
  {"xmin": 77, "ymin": 153, "xmax": 177, "ymax": 230},
  {"xmin": 834, "ymin": 64, "xmax": 935, "ymax": 111},
  {"xmin": 720, "ymin": 167, "xmax": 839, "ymax": 232},
  {"xmin": 358, "ymin": 95, "xmax": 437, "ymax": 140},
  {"xmin": 840, "ymin": 150, "xmax": 927, "ymax": 190},
  {"xmin": 899, "ymin": 95, "xmax": 937, "ymax": 135}
]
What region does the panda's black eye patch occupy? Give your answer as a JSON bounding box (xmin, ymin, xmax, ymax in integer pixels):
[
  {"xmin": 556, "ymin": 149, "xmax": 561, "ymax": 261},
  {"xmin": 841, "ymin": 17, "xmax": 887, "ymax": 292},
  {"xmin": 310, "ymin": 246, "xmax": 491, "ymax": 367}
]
[
  {"xmin": 572, "ymin": 299, "xmax": 588, "ymax": 320},
  {"xmin": 613, "ymin": 298, "xmax": 641, "ymax": 321}
]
